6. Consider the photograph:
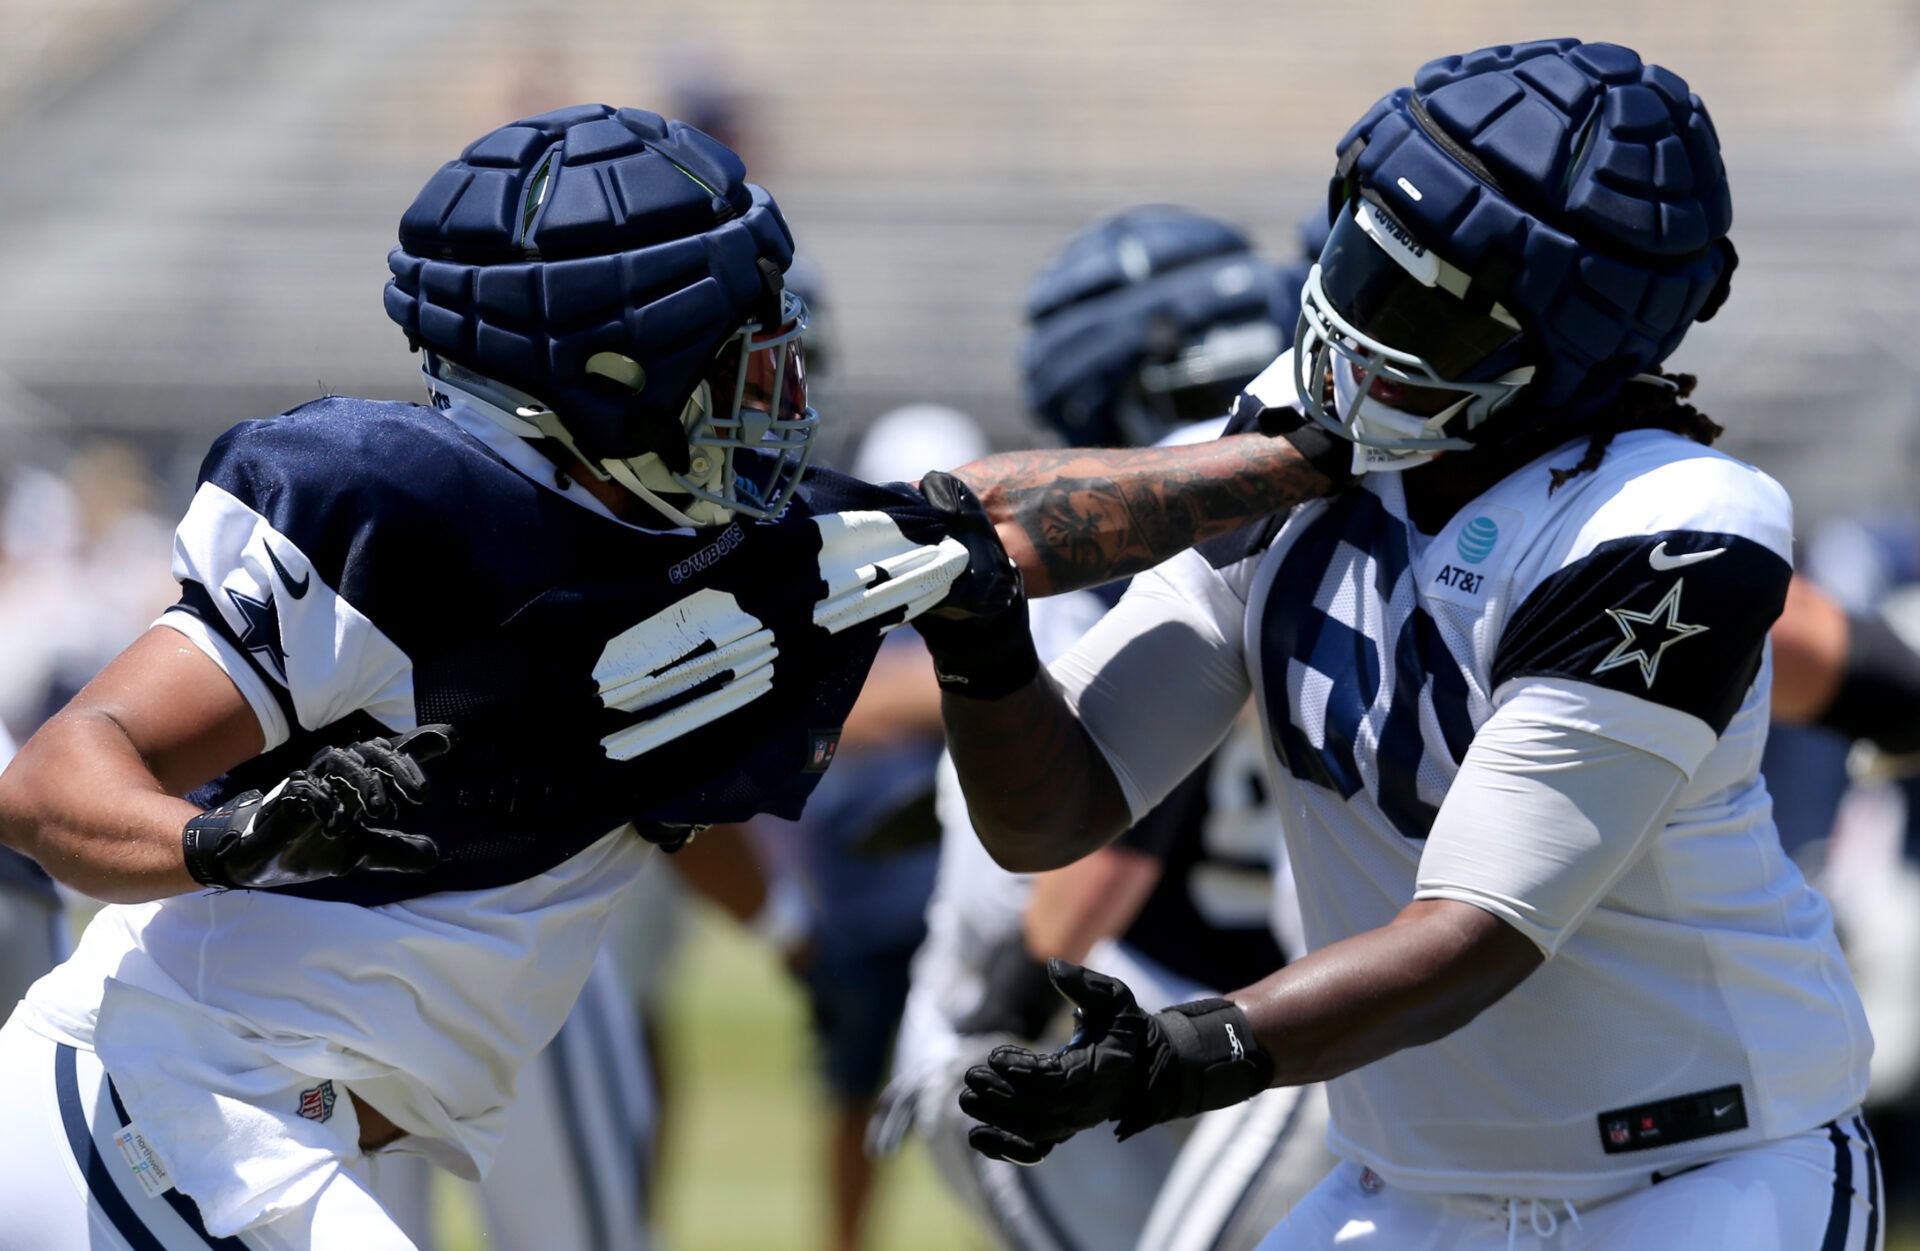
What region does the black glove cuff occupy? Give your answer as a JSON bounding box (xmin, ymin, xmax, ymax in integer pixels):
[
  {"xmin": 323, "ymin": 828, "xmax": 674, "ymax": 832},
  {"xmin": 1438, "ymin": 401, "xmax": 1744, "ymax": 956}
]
[
  {"xmin": 1817, "ymin": 611, "xmax": 1920, "ymax": 754},
  {"xmin": 1116, "ymin": 998, "xmax": 1274, "ymax": 1138},
  {"xmin": 1225, "ymin": 390, "xmax": 1355, "ymax": 488},
  {"xmin": 916, "ymin": 596, "xmax": 1041, "ymax": 700},
  {"xmin": 182, "ymin": 796, "xmax": 256, "ymax": 889},
  {"xmin": 1280, "ymin": 426, "xmax": 1359, "ymax": 489}
]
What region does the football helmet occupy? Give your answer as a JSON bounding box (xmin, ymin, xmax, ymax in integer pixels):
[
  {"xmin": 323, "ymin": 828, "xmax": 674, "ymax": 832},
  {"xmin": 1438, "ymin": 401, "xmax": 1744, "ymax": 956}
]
[
  {"xmin": 384, "ymin": 104, "xmax": 815, "ymax": 526},
  {"xmin": 1023, "ymin": 206, "xmax": 1299, "ymax": 448},
  {"xmin": 1296, "ymin": 39, "xmax": 1737, "ymax": 460}
]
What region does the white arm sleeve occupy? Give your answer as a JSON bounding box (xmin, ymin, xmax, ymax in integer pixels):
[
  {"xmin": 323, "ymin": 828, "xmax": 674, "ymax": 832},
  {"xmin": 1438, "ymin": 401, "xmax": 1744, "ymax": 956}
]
[
  {"xmin": 1413, "ymin": 699, "xmax": 1687, "ymax": 959},
  {"xmin": 1048, "ymin": 551, "xmax": 1252, "ymax": 822}
]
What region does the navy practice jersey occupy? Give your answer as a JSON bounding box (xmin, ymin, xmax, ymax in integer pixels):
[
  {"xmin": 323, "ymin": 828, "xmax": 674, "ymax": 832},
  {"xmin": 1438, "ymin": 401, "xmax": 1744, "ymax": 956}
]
[{"xmin": 167, "ymin": 396, "xmax": 969, "ymax": 905}]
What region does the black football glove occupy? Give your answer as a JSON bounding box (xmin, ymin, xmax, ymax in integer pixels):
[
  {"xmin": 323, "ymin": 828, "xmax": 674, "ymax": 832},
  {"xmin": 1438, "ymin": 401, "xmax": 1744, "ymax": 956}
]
[
  {"xmin": 952, "ymin": 932, "xmax": 1067, "ymax": 1041},
  {"xmin": 1223, "ymin": 388, "xmax": 1357, "ymax": 489},
  {"xmin": 182, "ymin": 725, "xmax": 455, "ymax": 890},
  {"xmin": 911, "ymin": 470, "xmax": 1040, "ymax": 700},
  {"xmin": 959, "ymin": 959, "xmax": 1274, "ymax": 1165}
]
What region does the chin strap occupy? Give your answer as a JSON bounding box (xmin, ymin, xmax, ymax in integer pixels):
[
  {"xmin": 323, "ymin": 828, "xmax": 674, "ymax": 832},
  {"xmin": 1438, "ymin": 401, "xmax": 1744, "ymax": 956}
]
[{"xmin": 424, "ymin": 356, "xmax": 734, "ymax": 528}]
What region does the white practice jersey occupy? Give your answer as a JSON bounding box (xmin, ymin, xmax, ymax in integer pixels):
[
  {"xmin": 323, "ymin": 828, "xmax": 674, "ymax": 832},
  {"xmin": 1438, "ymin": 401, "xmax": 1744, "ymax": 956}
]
[{"xmin": 1052, "ymin": 355, "xmax": 1872, "ymax": 1199}]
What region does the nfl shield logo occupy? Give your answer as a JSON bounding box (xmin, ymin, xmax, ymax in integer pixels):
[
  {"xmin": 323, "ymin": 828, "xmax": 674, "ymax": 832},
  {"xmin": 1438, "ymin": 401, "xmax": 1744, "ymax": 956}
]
[
  {"xmin": 298, "ymin": 1080, "xmax": 337, "ymax": 1123},
  {"xmin": 803, "ymin": 729, "xmax": 841, "ymax": 773},
  {"xmin": 1606, "ymin": 1118, "xmax": 1630, "ymax": 1147}
]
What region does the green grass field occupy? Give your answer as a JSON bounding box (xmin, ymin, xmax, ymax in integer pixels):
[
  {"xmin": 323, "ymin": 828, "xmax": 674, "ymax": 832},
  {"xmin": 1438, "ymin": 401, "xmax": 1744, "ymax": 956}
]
[
  {"xmin": 429, "ymin": 908, "xmax": 978, "ymax": 1251},
  {"xmin": 653, "ymin": 911, "xmax": 976, "ymax": 1251}
]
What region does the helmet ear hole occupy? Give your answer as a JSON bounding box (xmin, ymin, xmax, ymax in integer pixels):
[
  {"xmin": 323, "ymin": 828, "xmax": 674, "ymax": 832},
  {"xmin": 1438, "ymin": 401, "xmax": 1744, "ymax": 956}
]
[
  {"xmin": 577, "ymin": 365, "xmax": 691, "ymax": 474},
  {"xmin": 585, "ymin": 352, "xmax": 647, "ymax": 392}
]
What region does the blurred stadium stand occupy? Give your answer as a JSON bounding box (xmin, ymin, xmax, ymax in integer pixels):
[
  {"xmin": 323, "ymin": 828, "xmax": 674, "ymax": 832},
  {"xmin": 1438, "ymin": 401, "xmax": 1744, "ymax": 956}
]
[{"xmin": 0, "ymin": 0, "xmax": 1915, "ymax": 523}]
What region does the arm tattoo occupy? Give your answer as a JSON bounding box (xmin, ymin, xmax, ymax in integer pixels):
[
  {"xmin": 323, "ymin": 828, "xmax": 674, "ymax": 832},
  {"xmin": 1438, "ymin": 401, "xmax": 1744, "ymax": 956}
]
[{"xmin": 952, "ymin": 435, "xmax": 1337, "ymax": 596}]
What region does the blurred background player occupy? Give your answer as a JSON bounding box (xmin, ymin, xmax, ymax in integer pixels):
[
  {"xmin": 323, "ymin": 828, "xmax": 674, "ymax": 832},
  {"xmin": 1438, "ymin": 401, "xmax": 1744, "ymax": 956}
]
[
  {"xmin": 1767, "ymin": 516, "xmax": 1920, "ymax": 1233},
  {"xmin": 763, "ymin": 400, "xmax": 987, "ymax": 1251},
  {"xmin": 0, "ymin": 440, "xmax": 174, "ymax": 1010},
  {"xmin": 879, "ymin": 205, "xmax": 1336, "ymax": 1251},
  {"xmin": 737, "ymin": 251, "xmax": 995, "ymax": 1251}
]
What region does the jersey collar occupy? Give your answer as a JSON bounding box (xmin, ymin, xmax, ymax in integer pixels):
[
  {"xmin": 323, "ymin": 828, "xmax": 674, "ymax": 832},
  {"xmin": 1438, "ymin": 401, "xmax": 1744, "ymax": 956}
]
[{"xmin": 436, "ymin": 399, "xmax": 696, "ymax": 533}]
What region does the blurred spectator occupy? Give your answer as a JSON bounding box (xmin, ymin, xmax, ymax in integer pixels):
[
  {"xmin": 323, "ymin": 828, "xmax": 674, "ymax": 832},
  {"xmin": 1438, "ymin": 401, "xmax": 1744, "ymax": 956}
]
[
  {"xmin": 0, "ymin": 439, "xmax": 168, "ymax": 1018},
  {"xmin": 0, "ymin": 439, "xmax": 175, "ymax": 731}
]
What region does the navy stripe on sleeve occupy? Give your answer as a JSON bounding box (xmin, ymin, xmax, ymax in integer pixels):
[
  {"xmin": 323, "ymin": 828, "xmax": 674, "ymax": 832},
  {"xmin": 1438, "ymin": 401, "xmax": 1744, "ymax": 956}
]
[
  {"xmin": 1492, "ymin": 530, "xmax": 1791, "ymax": 734},
  {"xmin": 172, "ymin": 580, "xmax": 298, "ymax": 725}
]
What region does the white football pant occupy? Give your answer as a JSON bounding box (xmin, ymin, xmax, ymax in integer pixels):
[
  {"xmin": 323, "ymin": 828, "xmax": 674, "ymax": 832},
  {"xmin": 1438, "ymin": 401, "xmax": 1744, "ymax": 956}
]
[
  {"xmin": 1255, "ymin": 1118, "xmax": 1884, "ymax": 1251},
  {"xmin": 0, "ymin": 1012, "xmax": 416, "ymax": 1251}
]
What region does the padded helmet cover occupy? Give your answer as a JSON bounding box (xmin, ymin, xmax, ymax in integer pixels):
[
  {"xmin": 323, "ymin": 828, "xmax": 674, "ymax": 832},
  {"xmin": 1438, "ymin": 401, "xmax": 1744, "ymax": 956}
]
[
  {"xmin": 1328, "ymin": 38, "xmax": 1735, "ymax": 417},
  {"xmin": 383, "ymin": 104, "xmax": 795, "ymax": 461}
]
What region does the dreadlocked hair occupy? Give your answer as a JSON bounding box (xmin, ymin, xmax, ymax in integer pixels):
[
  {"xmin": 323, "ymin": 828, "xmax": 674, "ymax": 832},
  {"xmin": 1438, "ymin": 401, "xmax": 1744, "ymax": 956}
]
[{"xmin": 1546, "ymin": 372, "xmax": 1723, "ymax": 494}]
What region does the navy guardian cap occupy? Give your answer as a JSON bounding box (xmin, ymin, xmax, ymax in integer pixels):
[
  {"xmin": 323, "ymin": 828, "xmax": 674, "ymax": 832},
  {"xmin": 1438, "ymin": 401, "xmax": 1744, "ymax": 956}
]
[{"xmin": 384, "ymin": 104, "xmax": 815, "ymax": 525}]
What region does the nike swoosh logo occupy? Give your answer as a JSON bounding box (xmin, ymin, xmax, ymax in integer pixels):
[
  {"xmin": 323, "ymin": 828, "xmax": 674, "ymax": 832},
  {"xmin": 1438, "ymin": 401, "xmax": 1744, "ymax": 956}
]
[
  {"xmin": 264, "ymin": 542, "xmax": 310, "ymax": 599},
  {"xmin": 1712, "ymin": 1103, "xmax": 1736, "ymax": 1118},
  {"xmin": 1649, "ymin": 542, "xmax": 1726, "ymax": 572}
]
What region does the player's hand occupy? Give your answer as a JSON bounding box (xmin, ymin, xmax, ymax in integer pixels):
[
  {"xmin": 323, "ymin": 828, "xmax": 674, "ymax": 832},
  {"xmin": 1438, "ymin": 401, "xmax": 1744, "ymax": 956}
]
[
  {"xmin": 182, "ymin": 725, "xmax": 455, "ymax": 890},
  {"xmin": 918, "ymin": 471, "xmax": 1022, "ymax": 622},
  {"xmin": 959, "ymin": 960, "xmax": 1155, "ymax": 1163},
  {"xmin": 1224, "ymin": 387, "xmax": 1361, "ymax": 486},
  {"xmin": 960, "ymin": 959, "xmax": 1275, "ymax": 1165},
  {"xmin": 953, "ymin": 932, "xmax": 1066, "ymax": 1041},
  {"xmin": 912, "ymin": 471, "xmax": 1039, "ymax": 699}
]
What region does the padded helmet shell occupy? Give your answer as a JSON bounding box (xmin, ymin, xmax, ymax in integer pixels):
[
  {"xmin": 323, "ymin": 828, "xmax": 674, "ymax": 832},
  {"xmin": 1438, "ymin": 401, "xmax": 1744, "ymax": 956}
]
[
  {"xmin": 1023, "ymin": 205, "xmax": 1299, "ymax": 447},
  {"xmin": 383, "ymin": 104, "xmax": 796, "ymax": 463},
  {"xmin": 1327, "ymin": 38, "xmax": 1735, "ymax": 419}
]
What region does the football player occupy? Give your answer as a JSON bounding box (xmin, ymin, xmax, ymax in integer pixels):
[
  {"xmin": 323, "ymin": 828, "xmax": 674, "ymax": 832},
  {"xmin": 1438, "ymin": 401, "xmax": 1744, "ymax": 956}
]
[
  {"xmin": 881, "ymin": 206, "xmax": 1333, "ymax": 1251},
  {"xmin": 940, "ymin": 42, "xmax": 1886, "ymax": 1249},
  {"xmin": 0, "ymin": 105, "xmax": 1342, "ymax": 1250}
]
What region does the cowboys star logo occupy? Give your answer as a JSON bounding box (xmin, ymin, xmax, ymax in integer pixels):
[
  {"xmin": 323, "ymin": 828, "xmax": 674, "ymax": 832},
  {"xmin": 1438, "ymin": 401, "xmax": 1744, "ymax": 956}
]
[{"xmin": 1593, "ymin": 578, "xmax": 1708, "ymax": 687}]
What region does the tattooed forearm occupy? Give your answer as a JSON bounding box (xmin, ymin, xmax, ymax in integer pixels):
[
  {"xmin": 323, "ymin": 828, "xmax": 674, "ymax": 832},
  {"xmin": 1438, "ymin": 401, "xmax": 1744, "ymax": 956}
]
[
  {"xmin": 941, "ymin": 669, "xmax": 1133, "ymax": 871},
  {"xmin": 951, "ymin": 434, "xmax": 1338, "ymax": 596}
]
